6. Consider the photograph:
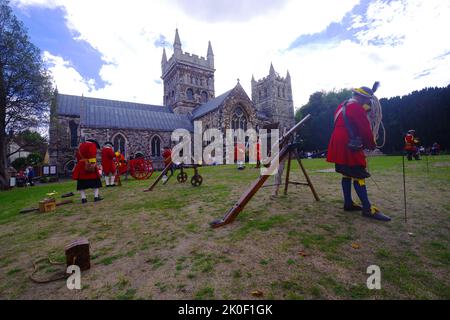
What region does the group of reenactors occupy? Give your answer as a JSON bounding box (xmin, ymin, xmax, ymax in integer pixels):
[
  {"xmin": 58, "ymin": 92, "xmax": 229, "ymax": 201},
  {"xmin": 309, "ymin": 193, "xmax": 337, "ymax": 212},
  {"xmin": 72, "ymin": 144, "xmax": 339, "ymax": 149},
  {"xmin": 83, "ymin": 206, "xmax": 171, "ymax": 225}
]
[
  {"xmin": 72, "ymin": 87, "xmax": 441, "ymax": 225},
  {"xmin": 72, "ymin": 139, "xmax": 172, "ymax": 203}
]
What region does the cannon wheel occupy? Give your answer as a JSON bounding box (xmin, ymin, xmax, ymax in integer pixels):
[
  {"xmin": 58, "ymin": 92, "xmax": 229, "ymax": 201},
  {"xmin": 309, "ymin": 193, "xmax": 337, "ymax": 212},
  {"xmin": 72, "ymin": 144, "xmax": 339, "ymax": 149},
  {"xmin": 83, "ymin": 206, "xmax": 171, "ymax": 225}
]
[
  {"xmin": 191, "ymin": 174, "xmax": 203, "ymax": 187},
  {"xmin": 130, "ymin": 159, "xmax": 154, "ymax": 180},
  {"xmin": 177, "ymin": 172, "xmax": 188, "ymax": 183}
]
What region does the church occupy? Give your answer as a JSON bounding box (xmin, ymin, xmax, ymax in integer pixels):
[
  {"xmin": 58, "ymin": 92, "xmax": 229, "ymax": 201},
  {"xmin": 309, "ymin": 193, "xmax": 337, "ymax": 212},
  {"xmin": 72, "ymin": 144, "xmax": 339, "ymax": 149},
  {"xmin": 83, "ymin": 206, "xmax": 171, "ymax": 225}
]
[{"xmin": 49, "ymin": 29, "xmax": 295, "ymax": 175}]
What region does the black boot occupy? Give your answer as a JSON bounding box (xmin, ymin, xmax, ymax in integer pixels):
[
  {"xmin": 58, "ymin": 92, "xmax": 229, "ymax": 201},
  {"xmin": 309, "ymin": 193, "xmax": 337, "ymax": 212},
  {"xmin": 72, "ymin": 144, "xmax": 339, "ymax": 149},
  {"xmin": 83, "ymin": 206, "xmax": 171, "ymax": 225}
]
[
  {"xmin": 344, "ymin": 202, "xmax": 362, "ymax": 211},
  {"xmin": 81, "ymin": 198, "xmax": 87, "ymax": 204},
  {"xmin": 94, "ymin": 196, "xmax": 103, "ymax": 202}
]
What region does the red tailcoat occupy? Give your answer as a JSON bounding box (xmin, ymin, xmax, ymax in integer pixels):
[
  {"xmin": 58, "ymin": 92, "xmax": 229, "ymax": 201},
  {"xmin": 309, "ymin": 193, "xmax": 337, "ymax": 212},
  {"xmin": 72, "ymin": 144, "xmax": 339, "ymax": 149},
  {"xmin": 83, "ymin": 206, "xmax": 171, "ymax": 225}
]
[
  {"xmin": 404, "ymin": 134, "xmax": 418, "ymax": 151},
  {"xmin": 101, "ymin": 146, "xmax": 116, "ymax": 175},
  {"xmin": 162, "ymin": 149, "xmax": 172, "ymax": 166},
  {"xmin": 72, "ymin": 142, "xmax": 101, "ymax": 180},
  {"xmin": 327, "ymin": 100, "xmax": 375, "ymax": 167}
]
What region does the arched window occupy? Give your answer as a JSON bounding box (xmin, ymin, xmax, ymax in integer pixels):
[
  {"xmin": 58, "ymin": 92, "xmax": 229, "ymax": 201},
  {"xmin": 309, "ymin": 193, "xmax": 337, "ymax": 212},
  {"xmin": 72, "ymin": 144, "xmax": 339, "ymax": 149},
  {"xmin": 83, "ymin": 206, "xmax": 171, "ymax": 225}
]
[
  {"xmin": 186, "ymin": 88, "xmax": 194, "ymax": 101},
  {"xmin": 201, "ymin": 91, "xmax": 208, "ymax": 103},
  {"xmin": 113, "ymin": 133, "xmax": 127, "ymax": 156},
  {"xmin": 231, "ymin": 106, "xmax": 248, "ymax": 131},
  {"xmin": 69, "ymin": 120, "xmax": 78, "ymax": 148},
  {"xmin": 151, "ymin": 136, "xmax": 161, "ymax": 157}
]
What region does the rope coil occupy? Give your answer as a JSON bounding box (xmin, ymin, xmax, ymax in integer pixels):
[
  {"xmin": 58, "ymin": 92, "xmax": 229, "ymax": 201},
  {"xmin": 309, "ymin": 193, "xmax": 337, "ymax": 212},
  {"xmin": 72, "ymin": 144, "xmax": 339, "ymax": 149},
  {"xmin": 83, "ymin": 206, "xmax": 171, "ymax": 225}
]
[
  {"xmin": 29, "ymin": 257, "xmax": 68, "ymax": 284},
  {"xmin": 368, "ymin": 95, "xmax": 386, "ymax": 148}
]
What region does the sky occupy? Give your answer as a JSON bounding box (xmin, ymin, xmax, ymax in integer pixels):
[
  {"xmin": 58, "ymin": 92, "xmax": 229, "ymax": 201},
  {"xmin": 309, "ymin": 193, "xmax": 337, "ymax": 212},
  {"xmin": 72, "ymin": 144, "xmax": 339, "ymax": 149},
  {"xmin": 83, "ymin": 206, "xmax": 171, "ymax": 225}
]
[{"xmin": 10, "ymin": 0, "xmax": 450, "ymax": 109}]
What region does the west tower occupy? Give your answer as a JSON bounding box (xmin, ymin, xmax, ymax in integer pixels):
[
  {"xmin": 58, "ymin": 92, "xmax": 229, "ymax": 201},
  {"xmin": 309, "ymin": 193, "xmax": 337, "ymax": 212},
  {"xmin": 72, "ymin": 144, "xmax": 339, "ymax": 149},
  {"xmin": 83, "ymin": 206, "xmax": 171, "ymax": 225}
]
[{"xmin": 251, "ymin": 63, "xmax": 295, "ymax": 132}]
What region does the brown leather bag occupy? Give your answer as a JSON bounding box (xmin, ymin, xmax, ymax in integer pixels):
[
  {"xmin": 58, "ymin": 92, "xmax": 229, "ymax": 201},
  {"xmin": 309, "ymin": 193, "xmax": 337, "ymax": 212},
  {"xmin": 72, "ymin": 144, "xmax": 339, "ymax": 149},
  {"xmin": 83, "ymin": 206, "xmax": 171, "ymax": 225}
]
[{"xmin": 84, "ymin": 161, "xmax": 96, "ymax": 172}]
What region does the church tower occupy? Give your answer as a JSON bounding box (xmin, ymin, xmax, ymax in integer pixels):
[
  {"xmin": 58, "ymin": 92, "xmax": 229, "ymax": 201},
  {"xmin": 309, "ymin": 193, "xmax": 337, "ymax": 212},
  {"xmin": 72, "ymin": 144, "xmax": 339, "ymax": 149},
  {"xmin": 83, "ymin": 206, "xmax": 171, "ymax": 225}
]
[
  {"xmin": 251, "ymin": 63, "xmax": 295, "ymax": 131},
  {"xmin": 161, "ymin": 29, "xmax": 215, "ymax": 114}
]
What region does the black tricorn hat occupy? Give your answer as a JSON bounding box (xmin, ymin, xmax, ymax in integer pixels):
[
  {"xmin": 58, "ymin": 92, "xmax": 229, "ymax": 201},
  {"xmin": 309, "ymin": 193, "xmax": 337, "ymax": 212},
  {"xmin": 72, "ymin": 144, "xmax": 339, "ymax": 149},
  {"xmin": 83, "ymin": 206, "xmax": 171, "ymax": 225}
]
[
  {"xmin": 86, "ymin": 139, "xmax": 100, "ymax": 149},
  {"xmin": 104, "ymin": 141, "xmax": 113, "ymax": 147}
]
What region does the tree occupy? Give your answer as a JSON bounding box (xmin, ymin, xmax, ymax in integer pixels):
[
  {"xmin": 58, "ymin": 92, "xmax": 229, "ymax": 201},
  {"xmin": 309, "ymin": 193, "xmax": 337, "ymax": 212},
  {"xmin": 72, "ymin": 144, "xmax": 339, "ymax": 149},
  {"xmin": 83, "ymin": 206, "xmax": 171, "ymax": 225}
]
[
  {"xmin": 7, "ymin": 129, "xmax": 47, "ymax": 158},
  {"xmin": 0, "ymin": 0, "xmax": 53, "ymax": 189},
  {"xmin": 26, "ymin": 152, "xmax": 43, "ymax": 166},
  {"xmin": 295, "ymin": 89, "xmax": 351, "ymax": 151}
]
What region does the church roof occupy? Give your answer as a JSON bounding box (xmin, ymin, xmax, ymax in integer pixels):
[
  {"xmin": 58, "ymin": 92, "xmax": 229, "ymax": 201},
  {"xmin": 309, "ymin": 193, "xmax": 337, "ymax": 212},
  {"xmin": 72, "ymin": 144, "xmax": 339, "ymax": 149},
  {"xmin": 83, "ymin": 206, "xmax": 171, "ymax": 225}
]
[
  {"xmin": 56, "ymin": 94, "xmax": 171, "ymax": 116},
  {"xmin": 192, "ymin": 89, "xmax": 232, "ymax": 119},
  {"xmin": 81, "ymin": 104, "xmax": 193, "ymax": 132}
]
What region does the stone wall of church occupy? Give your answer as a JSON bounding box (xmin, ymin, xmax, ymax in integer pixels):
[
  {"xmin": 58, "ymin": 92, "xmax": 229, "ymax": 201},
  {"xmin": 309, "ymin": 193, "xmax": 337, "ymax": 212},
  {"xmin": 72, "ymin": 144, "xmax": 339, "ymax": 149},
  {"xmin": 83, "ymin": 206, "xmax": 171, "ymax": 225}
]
[
  {"xmin": 49, "ymin": 115, "xmax": 80, "ymax": 176},
  {"xmin": 252, "ymin": 73, "xmax": 295, "ymax": 132}
]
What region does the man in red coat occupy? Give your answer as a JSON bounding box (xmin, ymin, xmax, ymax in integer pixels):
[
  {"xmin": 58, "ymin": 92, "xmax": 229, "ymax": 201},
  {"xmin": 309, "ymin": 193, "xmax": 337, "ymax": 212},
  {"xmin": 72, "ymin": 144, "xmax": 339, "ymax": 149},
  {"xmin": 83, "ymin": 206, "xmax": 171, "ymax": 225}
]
[
  {"xmin": 327, "ymin": 86, "xmax": 390, "ymax": 221},
  {"xmin": 72, "ymin": 139, "xmax": 103, "ymax": 203},
  {"xmin": 162, "ymin": 146, "xmax": 173, "ymax": 179},
  {"xmin": 101, "ymin": 142, "xmax": 116, "ymax": 187},
  {"xmin": 404, "ymin": 130, "xmax": 420, "ymax": 160}
]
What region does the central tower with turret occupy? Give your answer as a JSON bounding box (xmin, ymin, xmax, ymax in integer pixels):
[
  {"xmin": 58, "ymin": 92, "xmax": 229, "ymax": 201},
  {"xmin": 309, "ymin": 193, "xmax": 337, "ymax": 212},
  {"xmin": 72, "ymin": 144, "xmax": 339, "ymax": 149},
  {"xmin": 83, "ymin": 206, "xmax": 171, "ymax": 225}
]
[{"xmin": 161, "ymin": 29, "xmax": 215, "ymax": 114}]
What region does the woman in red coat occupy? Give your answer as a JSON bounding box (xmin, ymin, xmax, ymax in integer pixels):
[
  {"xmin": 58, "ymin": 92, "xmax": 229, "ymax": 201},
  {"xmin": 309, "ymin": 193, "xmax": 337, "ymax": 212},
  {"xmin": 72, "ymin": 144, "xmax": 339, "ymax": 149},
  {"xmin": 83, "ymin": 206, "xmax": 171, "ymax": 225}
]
[
  {"xmin": 327, "ymin": 86, "xmax": 390, "ymax": 221},
  {"xmin": 72, "ymin": 139, "xmax": 103, "ymax": 203},
  {"xmin": 101, "ymin": 142, "xmax": 116, "ymax": 187}
]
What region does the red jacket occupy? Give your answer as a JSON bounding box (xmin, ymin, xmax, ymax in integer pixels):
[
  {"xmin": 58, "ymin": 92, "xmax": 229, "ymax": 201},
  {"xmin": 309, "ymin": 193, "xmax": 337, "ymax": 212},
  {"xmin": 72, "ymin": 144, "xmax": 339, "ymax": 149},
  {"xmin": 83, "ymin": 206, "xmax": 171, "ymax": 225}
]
[
  {"xmin": 72, "ymin": 141, "xmax": 101, "ymax": 180},
  {"xmin": 327, "ymin": 100, "xmax": 375, "ymax": 167},
  {"xmin": 162, "ymin": 148, "xmax": 172, "ymax": 166},
  {"xmin": 101, "ymin": 146, "xmax": 116, "ymax": 175},
  {"xmin": 404, "ymin": 134, "xmax": 418, "ymax": 151}
]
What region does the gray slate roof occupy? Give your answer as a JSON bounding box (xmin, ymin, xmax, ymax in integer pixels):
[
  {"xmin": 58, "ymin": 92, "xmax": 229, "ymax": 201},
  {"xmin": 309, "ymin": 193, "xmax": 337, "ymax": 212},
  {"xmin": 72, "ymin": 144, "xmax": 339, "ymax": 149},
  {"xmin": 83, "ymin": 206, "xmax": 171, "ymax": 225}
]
[
  {"xmin": 192, "ymin": 89, "xmax": 232, "ymax": 119},
  {"xmin": 56, "ymin": 94, "xmax": 171, "ymax": 116},
  {"xmin": 81, "ymin": 104, "xmax": 193, "ymax": 132}
]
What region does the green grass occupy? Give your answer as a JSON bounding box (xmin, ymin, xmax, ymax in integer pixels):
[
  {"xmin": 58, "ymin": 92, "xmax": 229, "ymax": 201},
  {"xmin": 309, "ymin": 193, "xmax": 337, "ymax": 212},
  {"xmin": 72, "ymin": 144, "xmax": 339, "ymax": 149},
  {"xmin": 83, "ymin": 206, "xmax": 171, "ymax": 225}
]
[
  {"xmin": 195, "ymin": 286, "xmax": 215, "ymax": 300},
  {"xmin": 0, "ymin": 155, "xmax": 449, "ymax": 299}
]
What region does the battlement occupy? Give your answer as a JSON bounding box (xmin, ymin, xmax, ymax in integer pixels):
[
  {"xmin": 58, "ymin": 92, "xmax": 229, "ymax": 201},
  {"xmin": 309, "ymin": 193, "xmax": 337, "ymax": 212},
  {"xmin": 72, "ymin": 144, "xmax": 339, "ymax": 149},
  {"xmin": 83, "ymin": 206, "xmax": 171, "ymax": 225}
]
[
  {"xmin": 254, "ymin": 74, "xmax": 288, "ymax": 84},
  {"xmin": 163, "ymin": 51, "xmax": 214, "ymax": 75}
]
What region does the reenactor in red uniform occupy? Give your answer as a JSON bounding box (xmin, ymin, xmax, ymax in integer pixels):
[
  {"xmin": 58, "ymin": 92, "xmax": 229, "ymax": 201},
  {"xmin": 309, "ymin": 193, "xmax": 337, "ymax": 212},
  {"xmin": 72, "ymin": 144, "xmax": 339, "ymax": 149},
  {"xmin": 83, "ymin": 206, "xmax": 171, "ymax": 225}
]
[
  {"xmin": 101, "ymin": 142, "xmax": 116, "ymax": 187},
  {"xmin": 162, "ymin": 146, "xmax": 173, "ymax": 180},
  {"xmin": 404, "ymin": 130, "xmax": 420, "ymax": 160},
  {"xmin": 327, "ymin": 86, "xmax": 390, "ymax": 221},
  {"xmin": 72, "ymin": 139, "xmax": 103, "ymax": 203}
]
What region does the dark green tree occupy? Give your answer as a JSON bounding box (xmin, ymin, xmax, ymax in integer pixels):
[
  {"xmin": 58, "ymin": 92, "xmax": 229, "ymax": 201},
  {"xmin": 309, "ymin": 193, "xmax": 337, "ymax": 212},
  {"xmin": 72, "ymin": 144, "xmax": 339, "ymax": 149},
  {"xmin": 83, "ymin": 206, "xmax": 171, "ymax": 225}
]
[
  {"xmin": 26, "ymin": 152, "xmax": 43, "ymax": 166},
  {"xmin": 0, "ymin": 0, "xmax": 53, "ymax": 189}
]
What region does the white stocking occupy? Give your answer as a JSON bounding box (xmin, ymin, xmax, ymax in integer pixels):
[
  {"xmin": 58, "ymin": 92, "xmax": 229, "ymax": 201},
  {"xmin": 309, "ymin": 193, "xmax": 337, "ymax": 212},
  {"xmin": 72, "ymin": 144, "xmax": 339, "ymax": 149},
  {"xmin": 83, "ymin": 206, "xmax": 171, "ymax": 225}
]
[
  {"xmin": 94, "ymin": 188, "xmax": 99, "ymax": 198},
  {"xmin": 80, "ymin": 190, "xmax": 87, "ymax": 199},
  {"xmin": 109, "ymin": 174, "xmax": 115, "ymax": 185},
  {"xmin": 104, "ymin": 176, "xmax": 110, "ymax": 186}
]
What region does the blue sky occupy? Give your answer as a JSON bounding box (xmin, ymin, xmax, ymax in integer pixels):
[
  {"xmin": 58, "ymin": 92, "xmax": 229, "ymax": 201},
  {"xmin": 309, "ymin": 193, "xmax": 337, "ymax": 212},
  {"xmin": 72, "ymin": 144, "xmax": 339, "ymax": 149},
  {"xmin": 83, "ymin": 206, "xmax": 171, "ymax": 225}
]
[
  {"xmin": 10, "ymin": 0, "xmax": 450, "ymax": 107},
  {"xmin": 13, "ymin": 5, "xmax": 107, "ymax": 89}
]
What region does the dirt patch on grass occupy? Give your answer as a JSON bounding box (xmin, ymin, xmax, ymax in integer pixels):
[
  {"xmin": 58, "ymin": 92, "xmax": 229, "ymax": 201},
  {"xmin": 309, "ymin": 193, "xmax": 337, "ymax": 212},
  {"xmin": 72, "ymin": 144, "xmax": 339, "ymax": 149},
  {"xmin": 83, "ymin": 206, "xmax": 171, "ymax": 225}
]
[{"xmin": 0, "ymin": 158, "xmax": 449, "ymax": 299}]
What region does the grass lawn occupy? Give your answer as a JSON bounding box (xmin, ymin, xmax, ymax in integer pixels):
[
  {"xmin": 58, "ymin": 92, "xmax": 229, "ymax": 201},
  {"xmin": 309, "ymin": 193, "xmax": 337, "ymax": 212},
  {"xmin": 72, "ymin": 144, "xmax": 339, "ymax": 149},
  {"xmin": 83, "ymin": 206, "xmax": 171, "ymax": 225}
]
[{"xmin": 0, "ymin": 155, "xmax": 449, "ymax": 299}]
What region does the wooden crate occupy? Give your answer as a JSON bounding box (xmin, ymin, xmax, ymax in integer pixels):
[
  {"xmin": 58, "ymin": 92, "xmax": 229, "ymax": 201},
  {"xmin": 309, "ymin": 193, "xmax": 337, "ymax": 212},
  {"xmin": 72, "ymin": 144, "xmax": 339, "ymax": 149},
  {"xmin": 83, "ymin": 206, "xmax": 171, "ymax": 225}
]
[{"xmin": 38, "ymin": 198, "xmax": 56, "ymax": 213}]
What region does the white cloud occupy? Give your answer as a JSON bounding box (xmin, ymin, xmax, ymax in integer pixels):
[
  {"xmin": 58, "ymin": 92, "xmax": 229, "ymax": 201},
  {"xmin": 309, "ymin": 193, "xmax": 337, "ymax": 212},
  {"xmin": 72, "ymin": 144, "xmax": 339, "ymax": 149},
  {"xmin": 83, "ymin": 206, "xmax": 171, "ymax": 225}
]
[
  {"xmin": 43, "ymin": 51, "xmax": 95, "ymax": 94},
  {"xmin": 13, "ymin": 0, "xmax": 450, "ymax": 109}
]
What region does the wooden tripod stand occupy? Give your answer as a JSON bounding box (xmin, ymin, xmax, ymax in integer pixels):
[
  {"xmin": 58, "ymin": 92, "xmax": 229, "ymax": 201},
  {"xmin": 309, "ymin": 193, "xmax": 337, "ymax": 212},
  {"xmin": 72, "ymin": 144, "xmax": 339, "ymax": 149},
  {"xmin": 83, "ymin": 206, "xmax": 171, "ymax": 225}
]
[{"xmin": 281, "ymin": 144, "xmax": 320, "ymax": 200}]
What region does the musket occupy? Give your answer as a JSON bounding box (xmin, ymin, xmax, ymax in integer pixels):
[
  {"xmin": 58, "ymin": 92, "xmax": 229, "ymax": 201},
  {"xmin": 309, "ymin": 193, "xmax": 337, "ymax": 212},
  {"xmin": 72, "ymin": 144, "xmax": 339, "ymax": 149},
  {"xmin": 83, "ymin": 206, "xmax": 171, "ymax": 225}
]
[{"xmin": 210, "ymin": 114, "xmax": 312, "ymax": 228}]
